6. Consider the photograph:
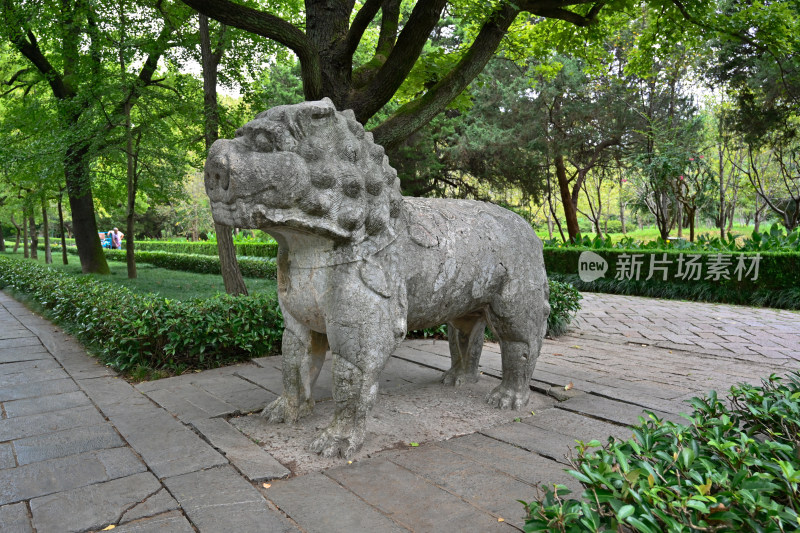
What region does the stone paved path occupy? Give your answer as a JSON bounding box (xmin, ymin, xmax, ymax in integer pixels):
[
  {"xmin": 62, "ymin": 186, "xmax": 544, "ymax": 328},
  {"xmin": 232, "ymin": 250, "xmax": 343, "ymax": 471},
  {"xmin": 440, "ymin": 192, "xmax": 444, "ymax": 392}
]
[{"xmin": 0, "ymin": 290, "xmax": 796, "ymax": 532}]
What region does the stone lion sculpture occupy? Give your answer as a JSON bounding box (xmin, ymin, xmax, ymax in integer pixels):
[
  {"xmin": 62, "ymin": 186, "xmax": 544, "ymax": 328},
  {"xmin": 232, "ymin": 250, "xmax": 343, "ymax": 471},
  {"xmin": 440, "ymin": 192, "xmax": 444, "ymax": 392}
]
[{"xmin": 204, "ymin": 98, "xmax": 550, "ymax": 458}]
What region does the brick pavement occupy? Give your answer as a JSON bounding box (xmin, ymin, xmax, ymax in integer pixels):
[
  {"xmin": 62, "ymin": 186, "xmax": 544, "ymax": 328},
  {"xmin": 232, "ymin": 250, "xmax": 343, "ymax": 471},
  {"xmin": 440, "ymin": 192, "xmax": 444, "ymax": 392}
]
[{"xmin": 0, "ymin": 289, "xmax": 796, "ymax": 532}]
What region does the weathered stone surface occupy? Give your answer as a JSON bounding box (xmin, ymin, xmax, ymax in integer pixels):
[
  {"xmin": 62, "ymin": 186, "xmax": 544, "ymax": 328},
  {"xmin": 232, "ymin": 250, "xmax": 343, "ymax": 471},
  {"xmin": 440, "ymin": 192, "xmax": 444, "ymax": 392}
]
[
  {"xmin": 481, "ymin": 421, "xmax": 580, "ymax": 464},
  {"xmin": 0, "ymin": 359, "xmax": 61, "ymax": 376},
  {"xmin": 30, "ymin": 472, "xmax": 166, "ymax": 533},
  {"xmin": 190, "ymin": 418, "xmax": 290, "ymax": 481},
  {"xmin": 144, "ymin": 383, "xmax": 237, "ymax": 421},
  {"xmin": 13, "ymin": 423, "xmax": 124, "ymax": 465},
  {"xmin": 525, "ymin": 407, "xmax": 634, "ymax": 443},
  {"xmin": 0, "ymin": 346, "xmax": 49, "ymax": 363},
  {"xmin": 559, "ymin": 393, "xmax": 685, "ymax": 426},
  {"xmin": 439, "ymin": 433, "xmax": 583, "ymax": 495},
  {"xmin": 3, "ymin": 390, "xmax": 91, "ymax": 418},
  {"xmin": 267, "ymin": 473, "xmax": 409, "ymax": 533},
  {"xmin": 0, "ymin": 377, "xmax": 78, "ymax": 402},
  {"xmin": 79, "ymin": 376, "xmax": 152, "ymax": 417},
  {"xmin": 108, "ymin": 407, "xmax": 227, "ymax": 479},
  {"xmin": 0, "ymin": 366, "xmax": 69, "ymax": 388},
  {"xmin": 0, "ymin": 447, "xmax": 146, "ymax": 505},
  {"xmin": 163, "ymin": 465, "xmax": 297, "ymax": 532},
  {"xmin": 205, "ymin": 98, "xmax": 550, "ymax": 458},
  {"xmin": 0, "ymin": 405, "xmax": 105, "ymax": 441},
  {"xmin": 386, "ymin": 444, "xmax": 540, "ymax": 527},
  {"xmin": 325, "ymin": 457, "xmax": 511, "ymax": 531},
  {"xmin": 119, "ymin": 488, "xmax": 180, "ymax": 524},
  {"xmin": 114, "ymin": 511, "xmax": 195, "ymax": 533},
  {"xmin": 0, "ymin": 502, "xmax": 32, "ymax": 533},
  {"xmin": 0, "ymin": 442, "xmax": 16, "ymax": 469}
]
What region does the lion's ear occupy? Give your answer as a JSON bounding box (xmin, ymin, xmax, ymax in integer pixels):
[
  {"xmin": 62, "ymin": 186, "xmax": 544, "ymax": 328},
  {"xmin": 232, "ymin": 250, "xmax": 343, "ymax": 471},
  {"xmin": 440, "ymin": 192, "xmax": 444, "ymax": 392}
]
[{"xmin": 292, "ymin": 99, "xmax": 336, "ymax": 139}]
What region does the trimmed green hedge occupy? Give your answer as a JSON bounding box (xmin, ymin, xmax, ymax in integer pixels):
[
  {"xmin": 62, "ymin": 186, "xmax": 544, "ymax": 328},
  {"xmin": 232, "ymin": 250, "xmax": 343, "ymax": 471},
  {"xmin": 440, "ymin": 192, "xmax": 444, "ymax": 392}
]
[
  {"xmin": 545, "ymin": 248, "xmax": 800, "ymax": 309},
  {"xmin": 0, "ymin": 256, "xmax": 283, "ymax": 374},
  {"xmin": 104, "ymin": 249, "xmax": 277, "ymax": 279},
  {"xmin": 127, "ymin": 240, "xmax": 279, "ymax": 258}
]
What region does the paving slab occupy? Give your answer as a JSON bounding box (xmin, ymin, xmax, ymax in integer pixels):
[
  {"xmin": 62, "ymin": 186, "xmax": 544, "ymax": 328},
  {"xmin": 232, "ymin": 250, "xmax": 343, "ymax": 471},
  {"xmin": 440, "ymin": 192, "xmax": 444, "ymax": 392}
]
[
  {"xmin": 3, "ymin": 390, "xmax": 91, "ymax": 418},
  {"xmin": 191, "ymin": 417, "xmax": 290, "ymax": 481},
  {"xmin": 13, "ymin": 423, "xmax": 124, "ymax": 465},
  {"xmin": 386, "ymin": 444, "xmax": 538, "ymax": 527},
  {"xmin": 0, "ymin": 447, "xmax": 146, "ymax": 505},
  {"xmin": 0, "ymin": 346, "xmax": 49, "ymax": 364},
  {"xmin": 439, "ymin": 433, "xmax": 583, "ymax": 495},
  {"xmin": 113, "ymin": 510, "xmax": 196, "ymax": 533},
  {"xmin": 326, "ymin": 457, "xmax": 512, "ymax": 531},
  {"xmin": 0, "ymin": 501, "xmax": 32, "ymax": 533},
  {"xmin": 29, "ymin": 472, "xmax": 167, "ymax": 533},
  {"xmin": 107, "ymin": 406, "xmax": 227, "ymax": 479},
  {"xmin": 481, "ymin": 421, "xmax": 583, "ymax": 464},
  {"xmin": 558, "ymin": 393, "xmax": 686, "ymax": 426},
  {"xmin": 0, "ymin": 442, "xmax": 16, "ymax": 469},
  {"xmin": 0, "ymin": 404, "xmax": 106, "ymax": 441},
  {"xmin": 163, "ymin": 465, "xmax": 297, "ymax": 532},
  {"xmin": 267, "ymin": 472, "xmax": 410, "ymax": 533}
]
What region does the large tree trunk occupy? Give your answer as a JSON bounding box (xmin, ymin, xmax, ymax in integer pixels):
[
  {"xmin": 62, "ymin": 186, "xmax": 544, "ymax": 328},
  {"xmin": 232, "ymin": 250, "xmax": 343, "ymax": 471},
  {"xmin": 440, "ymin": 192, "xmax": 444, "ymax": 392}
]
[
  {"xmin": 65, "ymin": 147, "xmax": 109, "ymax": 274},
  {"xmin": 554, "ymin": 155, "xmax": 580, "ymax": 242},
  {"xmin": 11, "ymin": 215, "xmax": 21, "ymax": 253},
  {"xmin": 58, "ymin": 192, "xmax": 68, "ymax": 265},
  {"xmin": 28, "ymin": 210, "xmax": 38, "ymax": 259},
  {"xmin": 41, "ymin": 197, "xmax": 52, "ymax": 264},
  {"xmin": 200, "ymin": 14, "xmax": 247, "ymax": 296}
]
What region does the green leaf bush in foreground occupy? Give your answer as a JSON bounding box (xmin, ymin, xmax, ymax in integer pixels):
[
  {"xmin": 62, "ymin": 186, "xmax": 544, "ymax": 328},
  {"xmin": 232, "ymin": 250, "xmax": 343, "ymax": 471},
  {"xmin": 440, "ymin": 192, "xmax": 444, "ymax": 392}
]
[
  {"xmin": 522, "ymin": 373, "xmax": 800, "ymax": 532},
  {"xmin": 546, "ymin": 280, "xmax": 583, "ymax": 337},
  {"xmin": 0, "ymin": 256, "xmax": 283, "ymax": 374}
]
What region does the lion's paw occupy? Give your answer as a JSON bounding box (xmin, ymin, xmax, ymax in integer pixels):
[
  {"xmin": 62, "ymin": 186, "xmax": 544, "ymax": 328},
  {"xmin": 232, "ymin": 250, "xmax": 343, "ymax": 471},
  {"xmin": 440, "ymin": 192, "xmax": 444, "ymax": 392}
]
[
  {"xmin": 260, "ymin": 395, "xmax": 313, "ymax": 423},
  {"xmin": 440, "ymin": 367, "xmax": 479, "ymax": 387},
  {"xmin": 485, "ymin": 385, "xmax": 530, "ymax": 410},
  {"xmin": 309, "ymin": 424, "xmax": 365, "ymax": 459}
]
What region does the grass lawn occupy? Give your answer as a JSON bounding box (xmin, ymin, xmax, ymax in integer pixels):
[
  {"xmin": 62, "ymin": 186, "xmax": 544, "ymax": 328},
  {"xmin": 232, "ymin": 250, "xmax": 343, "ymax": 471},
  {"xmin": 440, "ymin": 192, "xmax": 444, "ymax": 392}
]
[{"xmin": 0, "ymin": 249, "xmax": 277, "ymax": 301}]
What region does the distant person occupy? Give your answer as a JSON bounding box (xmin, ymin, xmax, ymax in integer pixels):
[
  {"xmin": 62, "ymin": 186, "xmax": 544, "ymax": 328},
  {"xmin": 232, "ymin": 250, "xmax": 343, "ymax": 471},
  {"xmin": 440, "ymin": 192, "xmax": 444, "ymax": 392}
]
[{"xmin": 111, "ymin": 227, "xmax": 123, "ymax": 250}]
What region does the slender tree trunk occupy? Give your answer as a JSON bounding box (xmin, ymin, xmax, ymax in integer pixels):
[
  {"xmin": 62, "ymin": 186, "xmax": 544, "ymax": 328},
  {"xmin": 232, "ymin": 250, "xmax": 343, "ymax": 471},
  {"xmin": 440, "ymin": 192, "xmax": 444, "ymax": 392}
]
[
  {"xmin": 688, "ymin": 207, "xmax": 696, "ymax": 242},
  {"xmin": 124, "ymin": 102, "xmax": 138, "ymax": 279},
  {"xmin": 0, "ymin": 223, "xmax": 5, "ymax": 252},
  {"xmin": 200, "ymin": 13, "xmax": 247, "ymax": 296},
  {"xmin": 718, "ymin": 145, "xmax": 726, "ymax": 239},
  {"xmin": 41, "ymin": 197, "xmax": 52, "ymax": 264},
  {"xmin": 676, "ymin": 203, "xmax": 683, "ymax": 238},
  {"xmin": 11, "ymin": 215, "xmax": 21, "ymax": 253},
  {"xmin": 58, "ymin": 193, "xmax": 68, "ymax": 265},
  {"xmin": 28, "ymin": 210, "xmax": 38, "ymax": 259},
  {"xmin": 555, "ymin": 155, "xmax": 580, "ymax": 242}
]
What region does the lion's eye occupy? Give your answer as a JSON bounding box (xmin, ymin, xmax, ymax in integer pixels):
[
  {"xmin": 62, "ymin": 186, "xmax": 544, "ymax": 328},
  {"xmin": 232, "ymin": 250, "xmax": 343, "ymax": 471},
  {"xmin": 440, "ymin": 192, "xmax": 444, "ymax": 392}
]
[{"xmin": 254, "ymin": 132, "xmax": 274, "ymax": 152}]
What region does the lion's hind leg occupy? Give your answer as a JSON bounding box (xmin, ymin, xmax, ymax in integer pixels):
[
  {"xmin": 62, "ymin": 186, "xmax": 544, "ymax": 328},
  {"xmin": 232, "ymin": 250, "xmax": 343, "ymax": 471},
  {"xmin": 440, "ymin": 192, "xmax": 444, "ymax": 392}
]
[
  {"xmin": 484, "ymin": 282, "xmax": 548, "ymax": 410},
  {"xmin": 261, "ymin": 312, "xmax": 328, "ymax": 423},
  {"xmin": 441, "ymin": 312, "xmax": 487, "ymax": 386}
]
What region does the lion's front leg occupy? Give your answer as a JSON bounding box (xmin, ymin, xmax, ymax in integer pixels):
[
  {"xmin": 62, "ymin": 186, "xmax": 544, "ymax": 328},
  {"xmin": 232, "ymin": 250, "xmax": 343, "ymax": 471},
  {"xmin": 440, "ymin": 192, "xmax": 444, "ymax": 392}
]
[
  {"xmin": 309, "ymin": 273, "xmax": 402, "ymax": 459},
  {"xmin": 261, "ymin": 312, "xmax": 327, "ymax": 423}
]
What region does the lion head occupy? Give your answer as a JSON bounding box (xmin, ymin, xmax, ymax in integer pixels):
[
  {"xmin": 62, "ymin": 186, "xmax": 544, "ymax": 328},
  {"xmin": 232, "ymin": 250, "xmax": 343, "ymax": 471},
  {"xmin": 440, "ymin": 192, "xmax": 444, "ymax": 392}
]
[{"xmin": 204, "ymin": 98, "xmax": 402, "ymax": 243}]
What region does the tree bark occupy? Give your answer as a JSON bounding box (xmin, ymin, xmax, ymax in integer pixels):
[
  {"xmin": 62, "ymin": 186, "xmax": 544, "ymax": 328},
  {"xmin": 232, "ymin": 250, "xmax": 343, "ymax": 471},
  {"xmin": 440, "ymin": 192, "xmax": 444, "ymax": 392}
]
[
  {"xmin": 0, "ymin": 223, "xmax": 5, "ymax": 253},
  {"xmin": 57, "ymin": 192, "xmax": 68, "ymax": 265},
  {"xmin": 21, "ymin": 210, "xmax": 28, "ymax": 258},
  {"xmin": 11, "ymin": 215, "xmax": 21, "ymax": 253},
  {"xmin": 124, "ymin": 102, "xmax": 138, "ymax": 279},
  {"xmin": 554, "ymin": 155, "xmax": 581, "ymax": 241},
  {"xmin": 200, "ymin": 13, "xmax": 248, "ymax": 296},
  {"xmin": 28, "ymin": 210, "xmax": 38, "ymax": 260},
  {"xmin": 41, "ymin": 197, "xmax": 52, "ymax": 264}
]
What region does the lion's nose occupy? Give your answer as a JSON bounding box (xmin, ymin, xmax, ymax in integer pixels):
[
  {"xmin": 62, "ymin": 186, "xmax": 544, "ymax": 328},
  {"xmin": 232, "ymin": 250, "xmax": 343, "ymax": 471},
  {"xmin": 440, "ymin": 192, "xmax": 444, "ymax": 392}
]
[{"xmin": 204, "ymin": 140, "xmax": 233, "ymax": 197}]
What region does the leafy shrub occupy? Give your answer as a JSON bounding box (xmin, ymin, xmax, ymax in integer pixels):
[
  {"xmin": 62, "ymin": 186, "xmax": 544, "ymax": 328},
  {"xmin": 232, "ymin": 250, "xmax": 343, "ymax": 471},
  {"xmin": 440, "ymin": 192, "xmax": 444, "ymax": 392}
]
[
  {"xmin": 547, "ymin": 279, "xmax": 583, "ymax": 337},
  {"xmin": 0, "ymin": 256, "xmax": 282, "ymax": 374},
  {"xmin": 521, "ymin": 373, "xmax": 800, "ymax": 533}
]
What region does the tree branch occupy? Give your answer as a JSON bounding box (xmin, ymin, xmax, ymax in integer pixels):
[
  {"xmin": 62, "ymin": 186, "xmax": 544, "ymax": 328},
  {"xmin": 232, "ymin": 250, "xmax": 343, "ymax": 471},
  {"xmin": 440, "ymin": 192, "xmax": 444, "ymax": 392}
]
[
  {"xmin": 349, "ymin": 0, "xmax": 448, "ymax": 121},
  {"xmin": 370, "ymin": 2, "xmax": 519, "ymax": 149},
  {"xmin": 344, "ymin": 0, "xmax": 384, "ymax": 58},
  {"xmin": 3, "ymin": 1, "xmax": 70, "ymax": 99},
  {"xmin": 180, "ymin": 0, "xmax": 322, "ymax": 99}
]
